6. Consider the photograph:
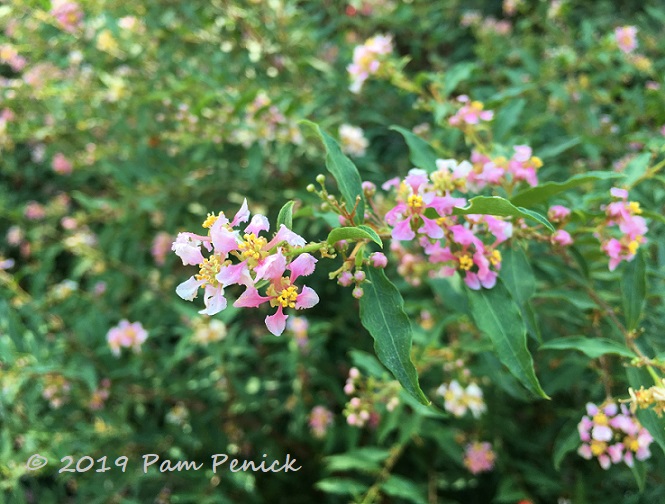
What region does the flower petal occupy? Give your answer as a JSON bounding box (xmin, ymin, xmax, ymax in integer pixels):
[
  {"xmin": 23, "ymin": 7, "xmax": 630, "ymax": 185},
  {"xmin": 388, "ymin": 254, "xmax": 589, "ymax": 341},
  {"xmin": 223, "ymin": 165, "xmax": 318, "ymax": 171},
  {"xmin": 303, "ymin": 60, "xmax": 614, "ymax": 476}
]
[
  {"xmin": 288, "ymin": 253, "xmax": 317, "ymax": 281},
  {"xmin": 265, "ymin": 306, "xmax": 287, "ymax": 336},
  {"xmin": 231, "ymin": 198, "xmax": 250, "ymax": 226},
  {"xmin": 296, "ymin": 285, "xmax": 319, "ymax": 309},
  {"xmin": 234, "ymin": 286, "xmax": 269, "ymax": 308},
  {"xmin": 216, "ymin": 261, "xmax": 252, "ymax": 287},
  {"xmin": 255, "ymin": 251, "xmax": 287, "ymax": 282},
  {"xmin": 176, "ymin": 276, "xmax": 203, "ymax": 301},
  {"xmin": 246, "ymin": 214, "xmax": 270, "ymax": 235}
]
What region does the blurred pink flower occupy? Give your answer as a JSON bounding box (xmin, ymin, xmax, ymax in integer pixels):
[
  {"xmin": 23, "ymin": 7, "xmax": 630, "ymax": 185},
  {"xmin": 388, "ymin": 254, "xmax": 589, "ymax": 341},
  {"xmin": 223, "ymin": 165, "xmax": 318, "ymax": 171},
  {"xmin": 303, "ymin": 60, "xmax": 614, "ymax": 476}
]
[
  {"xmin": 463, "ymin": 442, "xmax": 496, "ymax": 474},
  {"xmin": 52, "ymin": 153, "xmax": 73, "ymax": 175},
  {"xmin": 615, "ymin": 26, "xmax": 638, "ymax": 54},
  {"xmin": 107, "ymin": 320, "xmax": 148, "ymax": 356}
]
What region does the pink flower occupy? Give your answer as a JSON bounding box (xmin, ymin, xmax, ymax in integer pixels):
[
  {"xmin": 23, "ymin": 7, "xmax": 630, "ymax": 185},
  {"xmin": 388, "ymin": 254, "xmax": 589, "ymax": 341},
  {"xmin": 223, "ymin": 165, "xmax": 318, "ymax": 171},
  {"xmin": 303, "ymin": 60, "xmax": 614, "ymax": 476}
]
[
  {"xmin": 548, "ymin": 205, "xmax": 571, "ymax": 222},
  {"xmin": 449, "ymin": 96, "xmax": 494, "ymax": 127},
  {"xmin": 463, "ymin": 442, "xmax": 496, "ymax": 474},
  {"xmin": 52, "ymin": 153, "xmax": 72, "ymax": 175},
  {"xmin": 234, "ymin": 252, "xmax": 319, "ymax": 336},
  {"xmin": 347, "ymin": 34, "xmax": 393, "ymax": 93},
  {"xmin": 24, "ymin": 201, "xmax": 46, "ymax": 220},
  {"xmin": 107, "ymin": 320, "xmax": 148, "ymax": 356},
  {"xmin": 615, "ymin": 26, "xmax": 638, "ymax": 54},
  {"xmin": 151, "ymin": 232, "xmax": 172, "ymax": 266},
  {"xmin": 309, "ymin": 406, "xmax": 333, "ymax": 438},
  {"xmin": 50, "ymin": 1, "xmax": 84, "ymax": 33},
  {"xmin": 507, "ymin": 145, "xmax": 541, "ymax": 187}
]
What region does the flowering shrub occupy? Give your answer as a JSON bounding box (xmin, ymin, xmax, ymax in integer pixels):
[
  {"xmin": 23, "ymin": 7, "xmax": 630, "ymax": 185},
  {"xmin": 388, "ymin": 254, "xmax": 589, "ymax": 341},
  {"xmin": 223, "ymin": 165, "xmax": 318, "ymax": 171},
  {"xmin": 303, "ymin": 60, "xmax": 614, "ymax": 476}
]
[{"xmin": 2, "ymin": 1, "xmax": 665, "ymax": 503}]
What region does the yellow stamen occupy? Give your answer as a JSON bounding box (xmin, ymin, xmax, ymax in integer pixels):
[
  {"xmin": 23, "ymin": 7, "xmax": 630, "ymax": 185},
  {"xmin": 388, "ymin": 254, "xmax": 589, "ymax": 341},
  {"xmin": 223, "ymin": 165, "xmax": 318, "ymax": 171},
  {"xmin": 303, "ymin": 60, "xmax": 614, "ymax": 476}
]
[
  {"xmin": 407, "ymin": 194, "xmax": 424, "ymax": 211},
  {"xmin": 202, "ymin": 212, "xmax": 223, "ymax": 229},
  {"xmin": 624, "ymin": 436, "xmax": 639, "ymax": 452},
  {"xmin": 237, "ymin": 233, "xmax": 269, "ymax": 265},
  {"xmin": 627, "ymin": 240, "xmax": 640, "ymax": 255},
  {"xmin": 530, "ymin": 156, "xmax": 543, "ymax": 169},
  {"xmin": 195, "ymin": 255, "xmax": 222, "ymax": 285},
  {"xmin": 490, "ymin": 250, "xmax": 502, "ymax": 266},
  {"xmin": 459, "ymin": 255, "xmax": 473, "ymax": 271},
  {"xmin": 593, "ymin": 412, "xmax": 609, "ymax": 426},
  {"xmin": 277, "ymin": 285, "xmax": 298, "ymax": 309},
  {"xmin": 590, "ymin": 440, "xmax": 607, "ymax": 456},
  {"xmin": 627, "ymin": 201, "xmax": 642, "ymax": 214}
]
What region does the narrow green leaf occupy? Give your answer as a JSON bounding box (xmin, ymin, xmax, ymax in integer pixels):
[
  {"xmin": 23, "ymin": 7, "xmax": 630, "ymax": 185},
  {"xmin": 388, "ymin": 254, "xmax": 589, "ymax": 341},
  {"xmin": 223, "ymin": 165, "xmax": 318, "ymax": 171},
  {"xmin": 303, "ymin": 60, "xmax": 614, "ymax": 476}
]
[
  {"xmin": 630, "ymin": 462, "xmax": 647, "ymax": 493},
  {"xmin": 553, "ymin": 422, "xmax": 582, "ymax": 470},
  {"xmin": 389, "ymin": 125, "xmax": 438, "ymax": 172},
  {"xmin": 442, "ymin": 62, "xmax": 475, "ymax": 97},
  {"xmin": 511, "ymin": 171, "xmax": 623, "ymax": 207},
  {"xmin": 359, "ymin": 268, "xmax": 430, "ymax": 405},
  {"xmin": 622, "ymin": 249, "xmax": 647, "ymax": 332},
  {"xmin": 494, "ymin": 98, "xmax": 525, "ymax": 142},
  {"xmin": 315, "ymin": 478, "xmax": 368, "ymax": 497},
  {"xmin": 453, "ymin": 196, "xmax": 554, "ymax": 231},
  {"xmin": 540, "ymin": 336, "xmax": 636, "ymax": 359},
  {"xmin": 467, "ymin": 280, "xmax": 549, "ymax": 398},
  {"xmin": 501, "ymin": 246, "xmax": 540, "ymax": 341},
  {"xmin": 350, "ymin": 349, "xmax": 390, "ymax": 378},
  {"xmin": 624, "ymin": 152, "xmax": 651, "ymax": 187},
  {"xmin": 381, "ymin": 475, "xmax": 428, "ymax": 504},
  {"xmin": 537, "ymin": 137, "xmax": 581, "ymax": 160},
  {"xmin": 326, "ymin": 225, "xmax": 382, "ymax": 248},
  {"xmin": 324, "ymin": 448, "xmax": 389, "ymax": 473},
  {"xmin": 300, "ymin": 120, "xmax": 365, "ymax": 224},
  {"xmin": 276, "ymin": 200, "xmax": 295, "ymax": 229}
]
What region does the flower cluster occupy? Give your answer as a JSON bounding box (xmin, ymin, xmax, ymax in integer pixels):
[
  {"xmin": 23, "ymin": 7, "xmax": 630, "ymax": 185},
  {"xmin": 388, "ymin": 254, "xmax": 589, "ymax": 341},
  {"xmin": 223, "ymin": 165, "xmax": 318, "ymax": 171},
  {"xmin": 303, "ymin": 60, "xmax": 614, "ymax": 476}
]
[
  {"xmin": 106, "ymin": 320, "xmax": 149, "ymax": 356},
  {"xmin": 347, "ymin": 34, "xmax": 393, "ymax": 93},
  {"xmin": 88, "ymin": 379, "xmax": 111, "ymax": 411},
  {"xmin": 577, "ymin": 401, "xmax": 653, "ymax": 469},
  {"xmin": 50, "ymin": 1, "xmax": 84, "ymax": 33},
  {"xmin": 381, "ymin": 165, "xmax": 512, "ymax": 289},
  {"xmin": 343, "ymin": 367, "xmax": 400, "ymax": 428},
  {"xmin": 42, "ymin": 374, "xmax": 71, "ymax": 409},
  {"xmin": 172, "ymin": 201, "xmax": 319, "ymax": 336},
  {"xmin": 448, "ymin": 95, "xmax": 494, "ymax": 128},
  {"xmin": 598, "ymin": 188, "xmax": 648, "ymax": 271},
  {"xmin": 339, "ymin": 124, "xmax": 369, "ymax": 157},
  {"xmin": 436, "ymin": 380, "xmax": 486, "ymax": 418},
  {"xmin": 463, "ymin": 441, "xmax": 496, "ymax": 474},
  {"xmin": 468, "ymin": 146, "xmax": 543, "ymax": 189},
  {"xmin": 309, "ymin": 406, "xmax": 334, "ymax": 438},
  {"xmin": 615, "ymin": 26, "xmax": 638, "ymax": 54}
]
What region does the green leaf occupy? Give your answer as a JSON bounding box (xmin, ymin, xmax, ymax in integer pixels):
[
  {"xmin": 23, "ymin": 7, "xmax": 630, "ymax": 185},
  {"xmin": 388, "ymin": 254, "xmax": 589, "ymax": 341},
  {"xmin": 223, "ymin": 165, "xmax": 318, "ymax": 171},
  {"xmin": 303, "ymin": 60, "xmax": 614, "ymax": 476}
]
[
  {"xmin": 441, "ymin": 62, "xmax": 475, "ymax": 97},
  {"xmin": 501, "ymin": 246, "xmax": 541, "ymax": 341},
  {"xmin": 381, "ymin": 475, "xmax": 428, "ymax": 504},
  {"xmin": 622, "ymin": 249, "xmax": 647, "ymax": 332},
  {"xmin": 510, "ymin": 171, "xmax": 623, "ymax": 207},
  {"xmin": 276, "ymin": 200, "xmax": 295, "ymax": 230},
  {"xmin": 452, "ymin": 196, "xmax": 554, "ymax": 231},
  {"xmin": 326, "ymin": 225, "xmax": 382, "ymax": 248},
  {"xmin": 359, "ymin": 268, "xmax": 430, "ymax": 405},
  {"xmin": 389, "ymin": 125, "xmax": 438, "ymax": 172},
  {"xmin": 553, "ymin": 422, "xmax": 582, "ymax": 470},
  {"xmin": 467, "ymin": 280, "xmax": 549, "ymax": 398},
  {"xmin": 624, "ymin": 152, "xmax": 651, "ymax": 187},
  {"xmin": 324, "ymin": 448, "xmax": 389, "ymax": 473},
  {"xmin": 350, "ymin": 349, "xmax": 391, "ymax": 378},
  {"xmin": 494, "ymin": 98, "xmax": 525, "ymax": 142},
  {"xmin": 537, "ymin": 137, "xmax": 581, "ymax": 160},
  {"xmin": 540, "ymin": 336, "xmax": 636, "ymax": 359},
  {"xmin": 315, "ymin": 478, "xmax": 368, "ymax": 497},
  {"xmin": 300, "ymin": 120, "xmax": 365, "ymax": 224},
  {"xmin": 630, "ymin": 462, "xmax": 647, "ymax": 493}
]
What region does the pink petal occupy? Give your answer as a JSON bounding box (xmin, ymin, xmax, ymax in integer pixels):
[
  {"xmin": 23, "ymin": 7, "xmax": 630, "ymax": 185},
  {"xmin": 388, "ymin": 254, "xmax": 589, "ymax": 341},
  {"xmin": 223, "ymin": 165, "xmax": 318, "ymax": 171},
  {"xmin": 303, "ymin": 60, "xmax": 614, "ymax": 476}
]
[
  {"xmin": 417, "ymin": 216, "xmax": 444, "ymax": 239},
  {"xmin": 464, "ymin": 272, "xmax": 481, "ymax": 290},
  {"xmin": 255, "ymin": 251, "xmax": 287, "ymax": 281},
  {"xmin": 234, "ymin": 286, "xmax": 269, "ymax": 308},
  {"xmin": 172, "ymin": 233, "xmax": 205, "ymax": 265},
  {"xmin": 296, "ymin": 286, "xmax": 319, "ymax": 309},
  {"xmin": 231, "ymin": 198, "xmax": 250, "ymax": 226},
  {"xmin": 200, "ymin": 285, "xmax": 227, "ymax": 316},
  {"xmin": 268, "ymin": 225, "xmax": 306, "ymax": 248},
  {"xmin": 210, "ymin": 222, "xmax": 239, "ymax": 255},
  {"xmin": 265, "ymin": 306, "xmax": 287, "ymax": 336},
  {"xmin": 176, "ymin": 276, "xmax": 204, "ymax": 301},
  {"xmin": 288, "ymin": 253, "xmax": 317, "ymax": 281},
  {"xmin": 405, "ymin": 168, "xmax": 428, "ymax": 192},
  {"xmin": 216, "ymin": 262, "xmax": 252, "ymax": 287},
  {"xmin": 392, "ymin": 217, "xmax": 415, "ymax": 241},
  {"xmin": 381, "ymin": 176, "xmax": 400, "ymax": 191},
  {"xmin": 245, "ymin": 214, "xmax": 270, "ymax": 235}
]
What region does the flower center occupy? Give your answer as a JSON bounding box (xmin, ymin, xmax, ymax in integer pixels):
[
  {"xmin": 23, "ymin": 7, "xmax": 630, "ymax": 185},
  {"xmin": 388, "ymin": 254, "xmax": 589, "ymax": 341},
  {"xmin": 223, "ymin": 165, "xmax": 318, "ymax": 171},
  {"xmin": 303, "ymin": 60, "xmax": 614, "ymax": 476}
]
[
  {"xmin": 490, "ymin": 250, "xmax": 502, "ymax": 266},
  {"xmin": 407, "ymin": 194, "xmax": 424, "ymax": 211},
  {"xmin": 195, "ymin": 255, "xmax": 222, "ymax": 285},
  {"xmin": 277, "ymin": 285, "xmax": 298, "ymax": 309},
  {"xmin": 459, "ymin": 255, "xmax": 474, "ymax": 271},
  {"xmin": 593, "ymin": 412, "xmax": 608, "ymax": 426},
  {"xmin": 238, "ymin": 233, "xmax": 269, "ymax": 264},
  {"xmin": 590, "ymin": 440, "xmax": 607, "ymax": 456},
  {"xmin": 202, "ymin": 212, "xmax": 224, "ymax": 229}
]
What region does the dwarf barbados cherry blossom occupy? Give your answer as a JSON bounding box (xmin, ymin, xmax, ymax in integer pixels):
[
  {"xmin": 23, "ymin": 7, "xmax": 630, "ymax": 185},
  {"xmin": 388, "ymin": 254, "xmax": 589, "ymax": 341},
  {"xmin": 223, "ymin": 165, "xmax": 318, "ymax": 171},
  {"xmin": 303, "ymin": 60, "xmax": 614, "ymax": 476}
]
[
  {"xmin": 107, "ymin": 320, "xmax": 148, "ymax": 356},
  {"xmin": 347, "ymin": 34, "xmax": 393, "ymax": 93},
  {"xmin": 615, "ymin": 26, "xmax": 638, "ymax": 54},
  {"xmin": 448, "ymin": 95, "xmax": 494, "ymax": 128},
  {"xmin": 173, "ymin": 200, "xmax": 319, "ymax": 335},
  {"xmin": 577, "ymin": 401, "xmax": 652, "ymax": 469},
  {"xmin": 463, "ymin": 442, "xmax": 496, "ymax": 474}
]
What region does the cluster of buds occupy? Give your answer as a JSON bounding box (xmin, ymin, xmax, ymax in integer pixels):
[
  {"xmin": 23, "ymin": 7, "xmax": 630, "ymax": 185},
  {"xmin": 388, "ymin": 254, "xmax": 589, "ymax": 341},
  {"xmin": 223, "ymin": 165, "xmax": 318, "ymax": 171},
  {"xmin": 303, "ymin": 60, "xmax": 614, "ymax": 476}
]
[
  {"xmin": 308, "ymin": 405, "xmax": 334, "ymax": 438},
  {"xmin": 548, "ymin": 205, "xmax": 574, "ymax": 247},
  {"xmin": 597, "ymin": 188, "xmax": 648, "ymax": 271},
  {"xmin": 469, "ymin": 145, "xmax": 543, "ymax": 189},
  {"xmin": 347, "ymin": 34, "xmax": 393, "ymax": 93},
  {"xmin": 343, "ymin": 367, "xmax": 400, "ymax": 428},
  {"xmin": 626, "ymin": 380, "xmax": 665, "ymax": 417},
  {"xmin": 42, "ymin": 374, "xmax": 71, "ymax": 409},
  {"xmin": 463, "ymin": 441, "xmax": 496, "ymax": 474},
  {"xmin": 436, "ymin": 380, "xmax": 486, "ymax": 418},
  {"xmin": 577, "ymin": 401, "xmax": 653, "ymax": 469},
  {"xmin": 88, "ymin": 378, "xmax": 111, "ymax": 411},
  {"xmin": 448, "ymin": 95, "xmax": 494, "ymax": 129},
  {"xmin": 172, "ymin": 200, "xmax": 320, "ymax": 336},
  {"xmin": 380, "ymin": 166, "xmax": 512, "ymax": 289},
  {"xmin": 107, "ymin": 320, "xmax": 149, "ymax": 356}
]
